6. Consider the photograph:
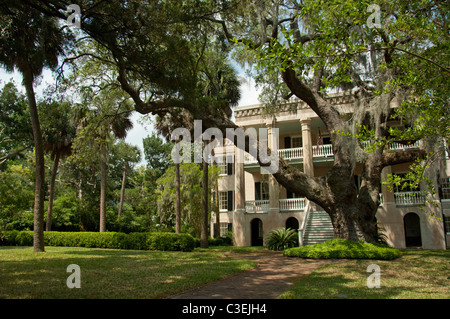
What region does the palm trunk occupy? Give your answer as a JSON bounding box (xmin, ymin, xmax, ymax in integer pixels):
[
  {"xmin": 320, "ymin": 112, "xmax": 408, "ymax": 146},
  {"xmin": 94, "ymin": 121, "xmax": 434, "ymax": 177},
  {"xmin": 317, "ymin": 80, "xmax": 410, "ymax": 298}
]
[
  {"xmin": 46, "ymin": 151, "xmax": 61, "ymax": 231},
  {"xmin": 118, "ymin": 163, "xmax": 127, "ymax": 218},
  {"xmin": 200, "ymin": 159, "xmax": 209, "ymax": 248},
  {"xmin": 175, "ymin": 162, "xmax": 181, "ymax": 233},
  {"xmin": 99, "ymin": 154, "xmax": 107, "ymax": 232},
  {"xmin": 22, "ymin": 64, "xmax": 45, "ymax": 252}
]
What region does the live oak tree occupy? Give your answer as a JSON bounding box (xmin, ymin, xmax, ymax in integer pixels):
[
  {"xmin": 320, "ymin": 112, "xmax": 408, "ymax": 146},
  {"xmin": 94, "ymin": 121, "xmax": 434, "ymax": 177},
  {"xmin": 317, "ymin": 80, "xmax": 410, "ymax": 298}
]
[{"xmin": 25, "ymin": 0, "xmax": 448, "ymax": 242}]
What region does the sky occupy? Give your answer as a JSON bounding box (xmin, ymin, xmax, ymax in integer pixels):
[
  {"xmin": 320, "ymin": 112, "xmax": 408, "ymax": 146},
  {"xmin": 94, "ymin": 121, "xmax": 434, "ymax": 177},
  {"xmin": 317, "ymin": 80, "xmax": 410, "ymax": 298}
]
[{"xmin": 0, "ymin": 65, "xmax": 262, "ymax": 165}]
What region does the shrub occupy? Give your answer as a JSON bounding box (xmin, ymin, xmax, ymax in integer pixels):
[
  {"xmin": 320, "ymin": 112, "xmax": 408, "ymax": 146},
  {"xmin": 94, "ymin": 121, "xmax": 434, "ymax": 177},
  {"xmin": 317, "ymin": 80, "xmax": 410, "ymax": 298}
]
[
  {"xmin": 0, "ymin": 231, "xmax": 195, "ymax": 252},
  {"xmin": 0, "ymin": 230, "xmax": 19, "ymax": 245},
  {"xmin": 265, "ymin": 228, "xmax": 298, "ymax": 251},
  {"xmin": 15, "ymin": 231, "xmax": 34, "ymax": 246},
  {"xmin": 283, "ymin": 238, "xmax": 401, "ymax": 260}
]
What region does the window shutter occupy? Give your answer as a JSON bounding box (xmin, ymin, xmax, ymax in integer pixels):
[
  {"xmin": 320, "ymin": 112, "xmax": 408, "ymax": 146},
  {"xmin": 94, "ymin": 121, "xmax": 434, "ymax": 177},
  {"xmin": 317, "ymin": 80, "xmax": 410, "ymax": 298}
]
[
  {"xmin": 227, "ymin": 191, "xmax": 234, "ymax": 211},
  {"xmin": 255, "ymin": 182, "xmax": 261, "ymax": 200},
  {"xmin": 227, "ymin": 156, "xmax": 233, "ymax": 175}
]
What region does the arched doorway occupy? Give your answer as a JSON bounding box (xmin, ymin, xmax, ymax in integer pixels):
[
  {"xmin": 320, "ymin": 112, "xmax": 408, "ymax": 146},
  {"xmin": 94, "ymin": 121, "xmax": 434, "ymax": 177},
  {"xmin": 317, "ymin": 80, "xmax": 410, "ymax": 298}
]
[
  {"xmin": 250, "ymin": 218, "xmax": 263, "ymax": 246},
  {"xmin": 404, "ymin": 213, "xmax": 422, "ymax": 247},
  {"xmin": 286, "ymin": 217, "xmax": 299, "ymax": 231}
]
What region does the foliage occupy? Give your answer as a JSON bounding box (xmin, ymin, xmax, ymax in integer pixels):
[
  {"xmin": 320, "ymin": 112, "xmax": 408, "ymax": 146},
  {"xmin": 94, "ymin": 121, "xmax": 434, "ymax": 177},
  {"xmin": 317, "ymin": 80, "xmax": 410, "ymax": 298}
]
[
  {"xmin": 156, "ymin": 162, "xmax": 219, "ymax": 237},
  {"xmin": 283, "ymin": 239, "xmax": 401, "ymax": 260},
  {"xmin": 0, "ymin": 230, "xmax": 196, "ymax": 252},
  {"xmin": 265, "ymin": 227, "xmax": 298, "ymax": 251},
  {"xmin": 142, "ymin": 132, "xmax": 173, "ymax": 178}
]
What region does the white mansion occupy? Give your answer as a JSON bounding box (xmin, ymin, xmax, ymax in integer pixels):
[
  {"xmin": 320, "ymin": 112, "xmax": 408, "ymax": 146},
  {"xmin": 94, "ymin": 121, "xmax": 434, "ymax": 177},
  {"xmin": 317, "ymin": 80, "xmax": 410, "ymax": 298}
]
[{"xmin": 211, "ymin": 93, "xmax": 449, "ymax": 249}]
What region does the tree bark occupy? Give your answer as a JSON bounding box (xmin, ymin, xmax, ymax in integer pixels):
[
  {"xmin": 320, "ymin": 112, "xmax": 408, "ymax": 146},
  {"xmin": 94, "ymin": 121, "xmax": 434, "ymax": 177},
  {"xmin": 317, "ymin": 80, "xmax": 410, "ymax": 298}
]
[
  {"xmin": 22, "ymin": 64, "xmax": 46, "ymax": 252},
  {"xmin": 118, "ymin": 163, "xmax": 127, "ymax": 219},
  {"xmin": 175, "ymin": 162, "xmax": 181, "ymax": 233},
  {"xmin": 201, "ymin": 158, "xmax": 209, "ymax": 248},
  {"xmin": 46, "ymin": 151, "xmax": 61, "ymax": 231},
  {"xmin": 99, "ymin": 154, "xmax": 107, "ymax": 232}
]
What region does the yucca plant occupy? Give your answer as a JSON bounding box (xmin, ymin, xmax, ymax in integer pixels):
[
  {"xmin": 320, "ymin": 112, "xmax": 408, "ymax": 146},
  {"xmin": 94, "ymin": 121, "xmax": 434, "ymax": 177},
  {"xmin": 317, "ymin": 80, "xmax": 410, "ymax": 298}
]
[{"xmin": 265, "ymin": 228, "xmax": 299, "ymax": 251}]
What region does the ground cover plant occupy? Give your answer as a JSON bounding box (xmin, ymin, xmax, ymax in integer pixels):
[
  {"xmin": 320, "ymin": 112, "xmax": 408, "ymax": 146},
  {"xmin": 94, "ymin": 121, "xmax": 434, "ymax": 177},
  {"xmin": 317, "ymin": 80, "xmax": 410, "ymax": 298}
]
[
  {"xmin": 283, "ymin": 239, "xmax": 401, "ymax": 260},
  {"xmin": 280, "ymin": 249, "xmax": 450, "ymax": 299},
  {"xmin": 0, "ymin": 246, "xmax": 255, "ymax": 299}
]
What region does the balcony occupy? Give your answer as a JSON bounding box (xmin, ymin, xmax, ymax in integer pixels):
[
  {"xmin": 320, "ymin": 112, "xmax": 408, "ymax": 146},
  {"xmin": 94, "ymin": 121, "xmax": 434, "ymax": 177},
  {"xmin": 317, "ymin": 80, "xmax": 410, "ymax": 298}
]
[
  {"xmin": 394, "ymin": 191, "xmax": 425, "ymax": 206},
  {"xmin": 244, "ymin": 141, "xmax": 420, "ymax": 165},
  {"xmin": 244, "ymin": 144, "xmax": 333, "ymax": 164},
  {"xmin": 245, "ymin": 198, "xmax": 306, "ymax": 213}
]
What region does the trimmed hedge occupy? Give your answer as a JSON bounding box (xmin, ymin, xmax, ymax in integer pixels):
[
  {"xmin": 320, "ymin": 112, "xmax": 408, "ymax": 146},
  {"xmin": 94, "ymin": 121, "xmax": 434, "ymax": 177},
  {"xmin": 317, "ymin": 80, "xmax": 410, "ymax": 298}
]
[
  {"xmin": 283, "ymin": 238, "xmax": 401, "ymax": 260},
  {"xmin": 0, "ymin": 231, "xmax": 196, "ymax": 252}
]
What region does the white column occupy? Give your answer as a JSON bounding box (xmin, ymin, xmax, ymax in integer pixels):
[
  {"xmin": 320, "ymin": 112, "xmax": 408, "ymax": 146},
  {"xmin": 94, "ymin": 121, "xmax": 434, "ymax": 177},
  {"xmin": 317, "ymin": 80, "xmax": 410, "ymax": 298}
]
[{"xmin": 301, "ymin": 118, "xmax": 314, "ymax": 176}]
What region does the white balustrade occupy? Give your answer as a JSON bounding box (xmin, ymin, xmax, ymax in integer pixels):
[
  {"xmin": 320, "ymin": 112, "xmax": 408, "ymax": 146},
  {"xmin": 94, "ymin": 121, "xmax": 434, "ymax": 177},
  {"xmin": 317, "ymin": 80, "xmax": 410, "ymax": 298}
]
[
  {"xmin": 245, "ymin": 200, "xmax": 269, "ymax": 212},
  {"xmin": 313, "ymin": 144, "xmax": 334, "ymax": 157},
  {"xmin": 394, "ymin": 191, "xmax": 425, "ymax": 206},
  {"xmin": 279, "ymin": 198, "xmax": 306, "ymax": 211},
  {"xmin": 278, "ymin": 147, "xmax": 304, "ymax": 160}
]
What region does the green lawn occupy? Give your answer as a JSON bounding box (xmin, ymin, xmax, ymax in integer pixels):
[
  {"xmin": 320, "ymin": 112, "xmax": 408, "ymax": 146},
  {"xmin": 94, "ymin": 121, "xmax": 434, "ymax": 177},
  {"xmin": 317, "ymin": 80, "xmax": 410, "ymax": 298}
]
[
  {"xmin": 280, "ymin": 249, "xmax": 450, "ymax": 299},
  {"xmin": 0, "ymin": 246, "xmax": 255, "ymax": 299}
]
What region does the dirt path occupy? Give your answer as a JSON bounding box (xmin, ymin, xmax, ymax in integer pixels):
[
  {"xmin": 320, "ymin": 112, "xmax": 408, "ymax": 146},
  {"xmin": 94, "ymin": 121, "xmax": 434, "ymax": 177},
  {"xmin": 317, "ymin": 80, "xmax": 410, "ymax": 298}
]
[{"xmin": 169, "ymin": 250, "xmax": 330, "ymax": 299}]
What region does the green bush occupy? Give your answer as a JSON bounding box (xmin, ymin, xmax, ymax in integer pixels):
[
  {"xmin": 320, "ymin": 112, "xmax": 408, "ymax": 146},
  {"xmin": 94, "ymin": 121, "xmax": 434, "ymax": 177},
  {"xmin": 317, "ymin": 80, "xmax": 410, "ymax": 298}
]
[
  {"xmin": 283, "ymin": 238, "xmax": 401, "ymax": 260},
  {"xmin": 0, "ymin": 230, "xmax": 19, "ymax": 245},
  {"xmin": 0, "ymin": 231, "xmax": 195, "ymax": 252},
  {"xmin": 265, "ymin": 228, "xmax": 298, "ymax": 251}
]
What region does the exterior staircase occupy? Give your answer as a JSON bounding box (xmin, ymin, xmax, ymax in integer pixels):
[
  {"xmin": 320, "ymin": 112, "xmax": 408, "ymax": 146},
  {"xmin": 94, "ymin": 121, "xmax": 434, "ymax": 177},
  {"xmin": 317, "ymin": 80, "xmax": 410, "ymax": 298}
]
[{"xmin": 303, "ymin": 209, "xmax": 334, "ymax": 245}]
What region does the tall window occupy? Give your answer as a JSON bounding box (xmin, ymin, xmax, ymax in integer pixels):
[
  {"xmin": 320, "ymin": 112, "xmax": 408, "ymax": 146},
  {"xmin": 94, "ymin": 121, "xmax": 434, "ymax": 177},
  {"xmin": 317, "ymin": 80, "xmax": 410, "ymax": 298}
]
[
  {"xmin": 219, "ymin": 191, "xmax": 234, "ymax": 211},
  {"xmin": 216, "ymin": 155, "xmax": 233, "ymax": 176},
  {"xmin": 255, "ymin": 182, "xmax": 269, "ymax": 200},
  {"xmin": 440, "ymin": 178, "xmax": 450, "ymax": 200}
]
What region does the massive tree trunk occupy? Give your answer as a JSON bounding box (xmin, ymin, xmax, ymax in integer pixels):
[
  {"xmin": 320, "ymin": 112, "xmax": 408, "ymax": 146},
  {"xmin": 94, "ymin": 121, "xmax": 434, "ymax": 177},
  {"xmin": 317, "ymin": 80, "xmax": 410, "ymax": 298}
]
[
  {"xmin": 200, "ymin": 158, "xmax": 209, "ymax": 248},
  {"xmin": 22, "ymin": 64, "xmax": 46, "ymax": 252},
  {"xmin": 46, "ymin": 151, "xmax": 61, "ymax": 231}
]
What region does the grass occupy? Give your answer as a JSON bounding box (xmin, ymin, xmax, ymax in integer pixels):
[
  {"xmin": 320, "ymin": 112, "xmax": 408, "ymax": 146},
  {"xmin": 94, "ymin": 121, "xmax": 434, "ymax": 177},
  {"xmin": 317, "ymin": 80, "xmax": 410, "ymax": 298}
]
[
  {"xmin": 279, "ymin": 249, "xmax": 450, "ymax": 299},
  {"xmin": 0, "ymin": 246, "xmax": 256, "ymax": 299}
]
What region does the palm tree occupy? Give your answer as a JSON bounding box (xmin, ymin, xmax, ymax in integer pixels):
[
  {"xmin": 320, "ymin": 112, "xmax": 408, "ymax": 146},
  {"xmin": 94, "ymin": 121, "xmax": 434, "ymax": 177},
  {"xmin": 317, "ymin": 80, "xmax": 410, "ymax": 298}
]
[
  {"xmin": 0, "ymin": 4, "xmax": 70, "ymax": 251},
  {"xmin": 39, "ymin": 101, "xmax": 77, "ymax": 231}
]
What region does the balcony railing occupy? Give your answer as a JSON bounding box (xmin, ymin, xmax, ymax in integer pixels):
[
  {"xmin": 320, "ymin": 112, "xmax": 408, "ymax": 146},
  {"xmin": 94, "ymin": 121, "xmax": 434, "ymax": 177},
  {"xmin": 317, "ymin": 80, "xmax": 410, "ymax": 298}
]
[
  {"xmin": 243, "ymin": 141, "xmax": 420, "ymax": 164},
  {"xmin": 394, "ymin": 191, "xmax": 425, "ymax": 206},
  {"xmin": 279, "ymin": 198, "xmax": 306, "ymax": 211},
  {"xmin": 245, "ymin": 200, "xmax": 269, "ymax": 212},
  {"xmin": 245, "ymin": 198, "xmax": 306, "ymax": 213},
  {"xmin": 279, "ymin": 147, "xmax": 303, "ymax": 160},
  {"xmin": 313, "ymin": 144, "xmax": 333, "ymax": 157}
]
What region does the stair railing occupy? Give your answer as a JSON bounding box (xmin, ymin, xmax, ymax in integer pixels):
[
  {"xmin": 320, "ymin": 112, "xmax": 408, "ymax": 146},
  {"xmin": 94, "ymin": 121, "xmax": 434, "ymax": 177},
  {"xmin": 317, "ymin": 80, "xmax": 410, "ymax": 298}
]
[{"xmin": 298, "ymin": 200, "xmax": 311, "ymax": 246}]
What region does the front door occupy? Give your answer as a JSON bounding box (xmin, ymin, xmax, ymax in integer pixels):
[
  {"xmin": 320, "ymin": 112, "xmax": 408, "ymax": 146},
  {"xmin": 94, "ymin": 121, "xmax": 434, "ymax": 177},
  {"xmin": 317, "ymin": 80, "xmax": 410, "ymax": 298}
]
[{"xmin": 251, "ymin": 218, "xmax": 263, "ymax": 246}]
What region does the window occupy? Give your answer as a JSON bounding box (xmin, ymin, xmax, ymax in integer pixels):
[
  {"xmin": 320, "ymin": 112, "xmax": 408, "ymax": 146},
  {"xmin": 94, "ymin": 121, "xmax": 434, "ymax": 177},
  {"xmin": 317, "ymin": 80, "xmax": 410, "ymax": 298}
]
[
  {"xmin": 284, "ymin": 136, "xmax": 302, "ymax": 149},
  {"xmin": 213, "ymin": 223, "xmax": 232, "ymax": 237},
  {"xmin": 255, "ymin": 182, "xmax": 269, "ymax": 200},
  {"xmin": 444, "ymin": 216, "xmax": 450, "ymax": 234},
  {"xmin": 219, "ymin": 191, "xmax": 234, "ymax": 211},
  {"xmin": 216, "ymin": 155, "xmax": 233, "ymax": 176},
  {"xmin": 292, "ymin": 136, "xmax": 302, "ymax": 148},
  {"xmin": 393, "ymin": 173, "xmax": 420, "ymax": 192},
  {"xmin": 440, "ymin": 178, "xmax": 450, "ymax": 200}
]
